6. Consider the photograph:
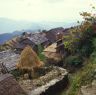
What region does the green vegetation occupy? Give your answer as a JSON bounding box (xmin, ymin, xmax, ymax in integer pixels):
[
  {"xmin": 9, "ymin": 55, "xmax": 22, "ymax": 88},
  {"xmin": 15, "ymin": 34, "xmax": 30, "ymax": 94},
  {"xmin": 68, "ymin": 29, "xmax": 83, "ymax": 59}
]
[
  {"xmin": 65, "ymin": 62, "xmax": 96, "ymax": 95},
  {"xmin": 78, "ymin": 26, "xmax": 95, "ymax": 57},
  {"xmin": 90, "ymin": 52, "xmax": 96, "ymax": 64},
  {"xmin": 10, "ymin": 69, "xmax": 22, "ymax": 80},
  {"xmin": 63, "ymin": 28, "xmax": 80, "ymax": 54},
  {"xmin": 65, "ymin": 55, "xmax": 83, "ymax": 67},
  {"xmin": 90, "ymin": 38, "xmax": 96, "ymax": 64},
  {"xmin": 62, "ymin": 8, "xmax": 96, "ymax": 95},
  {"xmin": 37, "ymin": 44, "xmax": 46, "ymax": 62}
]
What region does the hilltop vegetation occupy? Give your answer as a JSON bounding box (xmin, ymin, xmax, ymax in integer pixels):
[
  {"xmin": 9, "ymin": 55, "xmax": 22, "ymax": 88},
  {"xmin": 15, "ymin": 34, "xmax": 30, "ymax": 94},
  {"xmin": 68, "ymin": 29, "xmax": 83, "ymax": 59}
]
[{"xmin": 61, "ymin": 8, "xmax": 96, "ymax": 95}]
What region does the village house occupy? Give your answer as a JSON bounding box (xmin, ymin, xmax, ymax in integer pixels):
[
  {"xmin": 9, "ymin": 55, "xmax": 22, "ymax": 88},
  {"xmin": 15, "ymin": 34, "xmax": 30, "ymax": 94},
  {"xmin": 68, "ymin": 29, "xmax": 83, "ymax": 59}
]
[
  {"xmin": 0, "ymin": 50, "xmax": 19, "ymax": 72},
  {"xmin": 43, "ymin": 42, "xmax": 65, "ymax": 66},
  {"xmin": 13, "ymin": 28, "xmax": 71, "ymax": 53},
  {"xmin": 0, "ymin": 74, "xmax": 26, "ymax": 95},
  {"xmin": 43, "ymin": 33, "xmax": 65, "ymax": 66},
  {"xmin": 46, "ymin": 27, "xmax": 65, "ymax": 43},
  {"xmin": 15, "ymin": 32, "xmax": 50, "ymax": 53}
]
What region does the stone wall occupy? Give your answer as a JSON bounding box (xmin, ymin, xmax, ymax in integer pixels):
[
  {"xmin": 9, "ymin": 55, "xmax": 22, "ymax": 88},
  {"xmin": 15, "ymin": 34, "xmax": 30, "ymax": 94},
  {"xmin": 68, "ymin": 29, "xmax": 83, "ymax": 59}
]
[
  {"xmin": 29, "ymin": 67, "xmax": 68, "ymax": 95},
  {"xmin": 40, "ymin": 75, "xmax": 68, "ymax": 95}
]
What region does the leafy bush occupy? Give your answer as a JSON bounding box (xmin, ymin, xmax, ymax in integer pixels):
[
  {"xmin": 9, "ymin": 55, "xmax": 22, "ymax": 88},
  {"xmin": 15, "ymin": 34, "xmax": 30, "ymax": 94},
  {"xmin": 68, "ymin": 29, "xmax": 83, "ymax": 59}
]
[
  {"xmin": 92, "ymin": 38, "xmax": 96, "ymax": 50},
  {"xmin": 37, "ymin": 44, "xmax": 46, "ymax": 62},
  {"xmin": 80, "ymin": 44, "xmax": 93, "ymax": 57},
  {"xmin": 65, "ymin": 55, "xmax": 83, "ymax": 67},
  {"xmin": 66, "ymin": 62, "xmax": 96, "ymax": 95},
  {"xmin": 90, "ymin": 51, "xmax": 96, "ymax": 64},
  {"xmin": 78, "ymin": 27, "xmax": 95, "ymax": 57},
  {"xmin": 90, "ymin": 38, "xmax": 96, "ymax": 64},
  {"xmin": 10, "ymin": 69, "xmax": 22, "ymax": 80}
]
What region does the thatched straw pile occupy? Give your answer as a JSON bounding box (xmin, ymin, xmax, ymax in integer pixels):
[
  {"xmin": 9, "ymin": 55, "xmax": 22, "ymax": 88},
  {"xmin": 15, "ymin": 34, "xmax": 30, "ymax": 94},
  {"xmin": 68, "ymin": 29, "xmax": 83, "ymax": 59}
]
[{"xmin": 16, "ymin": 45, "xmax": 43, "ymax": 70}]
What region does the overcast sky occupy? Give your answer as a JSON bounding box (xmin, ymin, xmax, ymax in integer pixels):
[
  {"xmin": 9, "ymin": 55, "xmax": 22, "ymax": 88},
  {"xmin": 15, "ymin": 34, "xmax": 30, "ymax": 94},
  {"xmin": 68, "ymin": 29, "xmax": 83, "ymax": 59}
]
[{"xmin": 0, "ymin": 0, "xmax": 96, "ymax": 22}]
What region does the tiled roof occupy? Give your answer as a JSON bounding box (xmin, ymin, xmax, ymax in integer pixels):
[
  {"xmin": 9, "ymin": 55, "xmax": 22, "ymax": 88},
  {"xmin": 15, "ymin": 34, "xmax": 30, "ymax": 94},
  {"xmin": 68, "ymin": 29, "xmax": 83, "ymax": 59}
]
[
  {"xmin": 48, "ymin": 27, "xmax": 64, "ymax": 34},
  {"xmin": 27, "ymin": 33, "xmax": 48, "ymax": 45},
  {"xmin": 15, "ymin": 43, "xmax": 26, "ymax": 49},
  {"xmin": 0, "ymin": 74, "xmax": 26, "ymax": 95},
  {"xmin": 46, "ymin": 27, "xmax": 64, "ymax": 43},
  {"xmin": 0, "ymin": 50, "xmax": 19, "ymax": 71}
]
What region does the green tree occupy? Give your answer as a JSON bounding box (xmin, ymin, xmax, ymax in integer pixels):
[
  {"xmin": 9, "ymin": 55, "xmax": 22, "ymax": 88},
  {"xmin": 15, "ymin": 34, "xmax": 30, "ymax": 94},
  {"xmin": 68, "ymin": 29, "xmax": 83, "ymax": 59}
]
[
  {"xmin": 78, "ymin": 27, "xmax": 94, "ymax": 57},
  {"xmin": 38, "ymin": 44, "xmax": 46, "ymax": 62},
  {"xmin": 63, "ymin": 28, "xmax": 80, "ymax": 54}
]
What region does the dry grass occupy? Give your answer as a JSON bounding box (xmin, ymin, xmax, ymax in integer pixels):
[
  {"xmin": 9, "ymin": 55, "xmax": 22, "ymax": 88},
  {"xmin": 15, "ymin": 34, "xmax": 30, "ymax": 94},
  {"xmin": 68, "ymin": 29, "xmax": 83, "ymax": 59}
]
[{"xmin": 17, "ymin": 45, "xmax": 44, "ymax": 70}]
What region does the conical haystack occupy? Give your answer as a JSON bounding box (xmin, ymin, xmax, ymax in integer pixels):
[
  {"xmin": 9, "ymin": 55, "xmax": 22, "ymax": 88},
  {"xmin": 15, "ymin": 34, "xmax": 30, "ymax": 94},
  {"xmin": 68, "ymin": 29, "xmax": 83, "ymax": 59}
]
[{"xmin": 16, "ymin": 45, "xmax": 43, "ymax": 70}]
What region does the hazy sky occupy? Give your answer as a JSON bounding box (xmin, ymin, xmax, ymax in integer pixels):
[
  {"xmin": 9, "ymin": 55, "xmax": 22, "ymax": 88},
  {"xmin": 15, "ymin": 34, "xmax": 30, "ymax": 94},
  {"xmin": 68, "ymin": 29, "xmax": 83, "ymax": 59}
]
[{"xmin": 0, "ymin": 0, "xmax": 96, "ymax": 22}]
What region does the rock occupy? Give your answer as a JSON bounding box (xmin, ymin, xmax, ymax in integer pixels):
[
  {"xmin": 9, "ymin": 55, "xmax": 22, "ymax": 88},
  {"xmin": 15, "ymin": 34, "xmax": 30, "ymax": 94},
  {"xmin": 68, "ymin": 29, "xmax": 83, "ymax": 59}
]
[
  {"xmin": 80, "ymin": 80, "xmax": 96, "ymax": 95},
  {"xmin": 92, "ymin": 80, "xmax": 96, "ymax": 86},
  {"xmin": 24, "ymin": 74, "xmax": 29, "ymax": 79}
]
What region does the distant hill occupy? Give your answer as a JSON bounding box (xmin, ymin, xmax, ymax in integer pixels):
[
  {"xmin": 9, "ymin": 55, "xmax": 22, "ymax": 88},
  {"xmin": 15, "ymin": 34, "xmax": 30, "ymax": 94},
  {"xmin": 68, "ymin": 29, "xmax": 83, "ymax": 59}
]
[
  {"xmin": 0, "ymin": 33, "xmax": 13, "ymax": 44},
  {"xmin": 0, "ymin": 18, "xmax": 78, "ymax": 34},
  {"xmin": 0, "ymin": 18, "xmax": 78, "ymax": 44},
  {"xmin": 0, "ymin": 33, "xmax": 19, "ymax": 45},
  {"xmin": 0, "ymin": 18, "xmax": 43, "ymax": 34}
]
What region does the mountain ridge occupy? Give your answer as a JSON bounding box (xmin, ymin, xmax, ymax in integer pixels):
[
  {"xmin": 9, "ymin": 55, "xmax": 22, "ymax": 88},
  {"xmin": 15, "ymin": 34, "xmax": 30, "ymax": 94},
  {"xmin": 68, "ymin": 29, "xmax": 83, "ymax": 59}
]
[{"xmin": 0, "ymin": 18, "xmax": 78, "ymax": 44}]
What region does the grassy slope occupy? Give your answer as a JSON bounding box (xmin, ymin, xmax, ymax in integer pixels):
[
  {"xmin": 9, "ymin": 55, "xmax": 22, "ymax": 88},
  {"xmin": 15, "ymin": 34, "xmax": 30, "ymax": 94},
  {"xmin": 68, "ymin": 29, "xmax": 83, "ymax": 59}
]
[{"xmin": 61, "ymin": 60, "xmax": 96, "ymax": 95}]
